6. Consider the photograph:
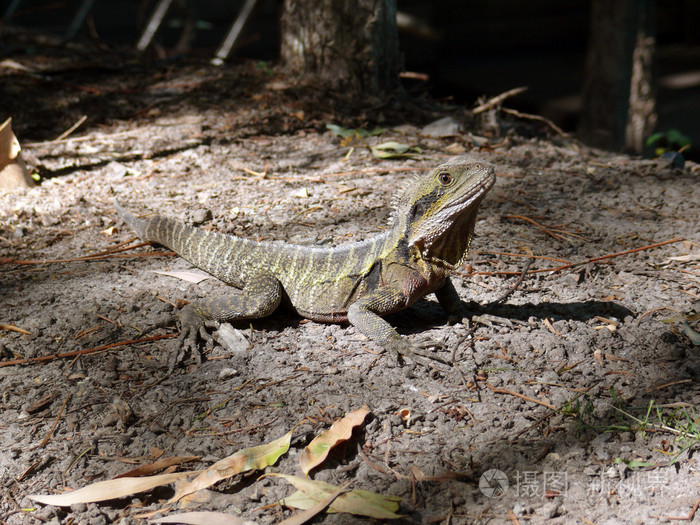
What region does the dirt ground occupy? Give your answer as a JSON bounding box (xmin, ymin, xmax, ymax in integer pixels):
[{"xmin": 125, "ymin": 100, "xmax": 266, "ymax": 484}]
[{"xmin": 1, "ymin": 53, "xmax": 699, "ymax": 525}]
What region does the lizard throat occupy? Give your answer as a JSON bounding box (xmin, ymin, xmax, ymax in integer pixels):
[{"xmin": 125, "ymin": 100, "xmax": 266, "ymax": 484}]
[{"xmin": 415, "ymin": 206, "xmax": 480, "ymax": 270}]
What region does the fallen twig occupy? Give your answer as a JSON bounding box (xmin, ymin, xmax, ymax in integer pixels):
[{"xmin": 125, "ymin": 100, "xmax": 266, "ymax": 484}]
[
  {"xmin": 53, "ymin": 115, "xmax": 88, "ymax": 142},
  {"xmin": 32, "ymin": 392, "xmax": 71, "ymax": 450},
  {"xmin": 473, "ymin": 87, "xmax": 528, "ymax": 114},
  {"xmin": 0, "ymin": 334, "xmax": 175, "ymax": 368},
  {"xmin": 485, "ymin": 382, "xmax": 556, "ymax": 410},
  {"xmin": 466, "ymin": 237, "xmax": 685, "ymax": 277},
  {"xmin": 666, "ymin": 498, "xmax": 700, "ymax": 521},
  {"xmin": 0, "ymin": 249, "xmax": 175, "ymax": 266},
  {"xmin": 504, "ymin": 214, "xmax": 586, "ymax": 242},
  {"xmin": 487, "ymin": 258, "xmax": 534, "ymax": 305},
  {"xmin": 501, "ymin": 106, "xmax": 567, "ymax": 136}
]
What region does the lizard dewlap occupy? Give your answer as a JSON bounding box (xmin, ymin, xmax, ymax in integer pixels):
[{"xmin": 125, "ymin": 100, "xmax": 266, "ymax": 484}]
[{"xmin": 115, "ymin": 155, "xmax": 495, "ymax": 370}]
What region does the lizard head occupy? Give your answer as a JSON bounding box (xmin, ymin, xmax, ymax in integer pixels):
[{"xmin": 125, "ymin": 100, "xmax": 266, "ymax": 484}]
[{"xmin": 394, "ymin": 155, "xmax": 495, "ymax": 269}]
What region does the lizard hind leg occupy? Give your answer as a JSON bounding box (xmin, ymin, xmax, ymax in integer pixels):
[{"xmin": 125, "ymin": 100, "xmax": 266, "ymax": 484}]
[{"xmin": 171, "ymin": 272, "xmax": 283, "ymax": 372}]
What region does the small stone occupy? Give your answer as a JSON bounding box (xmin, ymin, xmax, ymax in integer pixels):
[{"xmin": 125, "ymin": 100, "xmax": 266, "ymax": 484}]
[
  {"xmin": 213, "ymin": 324, "xmax": 249, "ymax": 353},
  {"xmin": 218, "ymin": 367, "xmax": 240, "ymax": 380},
  {"xmin": 619, "ymin": 431, "xmax": 635, "ymax": 442},
  {"xmin": 421, "ymin": 116, "xmax": 463, "ymax": 137},
  {"xmin": 191, "ymin": 208, "xmax": 213, "ymax": 225},
  {"xmin": 595, "ymin": 447, "xmax": 610, "ymax": 461},
  {"xmin": 541, "ymin": 500, "xmax": 561, "ymax": 519}
]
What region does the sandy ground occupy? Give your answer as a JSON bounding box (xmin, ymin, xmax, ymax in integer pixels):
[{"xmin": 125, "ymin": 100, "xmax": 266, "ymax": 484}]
[{"xmin": 1, "ymin": 59, "xmax": 699, "ymax": 524}]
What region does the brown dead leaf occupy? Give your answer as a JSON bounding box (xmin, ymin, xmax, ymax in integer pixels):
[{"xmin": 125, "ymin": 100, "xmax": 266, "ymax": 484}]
[
  {"xmin": 0, "ymin": 117, "xmax": 33, "ymax": 190},
  {"xmin": 299, "ymin": 406, "xmax": 369, "ymax": 476},
  {"xmin": 114, "ymin": 456, "xmax": 200, "ymax": 479}
]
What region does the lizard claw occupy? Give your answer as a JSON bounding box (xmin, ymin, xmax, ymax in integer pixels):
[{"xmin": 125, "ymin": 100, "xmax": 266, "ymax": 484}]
[
  {"xmin": 167, "ymin": 305, "xmax": 217, "ymax": 373},
  {"xmin": 389, "ymin": 336, "xmax": 451, "ymax": 374}
]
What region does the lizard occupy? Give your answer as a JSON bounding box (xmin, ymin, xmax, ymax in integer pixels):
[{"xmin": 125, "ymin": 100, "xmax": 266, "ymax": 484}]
[{"xmin": 115, "ymin": 155, "xmax": 495, "ymax": 371}]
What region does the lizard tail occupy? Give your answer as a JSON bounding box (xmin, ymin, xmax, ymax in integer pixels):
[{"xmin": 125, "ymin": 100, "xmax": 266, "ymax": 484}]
[{"xmin": 114, "ymin": 199, "xmax": 151, "ymax": 239}]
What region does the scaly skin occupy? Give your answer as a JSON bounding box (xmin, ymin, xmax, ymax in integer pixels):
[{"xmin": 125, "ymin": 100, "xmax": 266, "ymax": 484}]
[{"xmin": 115, "ymin": 155, "xmax": 495, "ymax": 370}]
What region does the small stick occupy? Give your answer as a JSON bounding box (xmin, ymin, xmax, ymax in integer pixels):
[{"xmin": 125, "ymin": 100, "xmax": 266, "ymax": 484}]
[
  {"xmin": 488, "ymin": 258, "xmax": 534, "ymax": 305},
  {"xmin": 476, "ymin": 250, "xmax": 571, "ymax": 264},
  {"xmin": 53, "ymin": 115, "xmax": 87, "ymax": 142},
  {"xmin": 32, "ymin": 392, "xmax": 71, "ymax": 450},
  {"xmin": 485, "ymin": 382, "xmax": 556, "ymax": 410},
  {"xmin": 665, "ymin": 498, "xmax": 700, "ymax": 521},
  {"xmin": 0, "ymin": 250, "xmax": 176, "ymax": 266},
  {"xmin": 468, "ymin": 237, "xmax": 685, "ymax": 277},
  {"xmin": 501, "ymin": 106, "xmax": 567, "ymax": 136},
  {"xmin": 25, "ymin": 128, "xmax": 143, "ymax": 147},
  {"xmin": 504, "ymin": 214, "xmax": 573, "ymax": 242},
  {"xmin": 473, "ymin": 86, "xmax": 528, "ymax": 114},
  {"xmin": 0, "ymin": 333, "xmax": 175, "ymax": 368}
]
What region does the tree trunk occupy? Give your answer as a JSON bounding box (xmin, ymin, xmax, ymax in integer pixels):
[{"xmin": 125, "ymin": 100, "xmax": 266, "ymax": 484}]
[
  {"xmin": 280, "ymin": 0, "xmax": 402, "ymax": 96},
  {"xmin": 578, "ymin": 0, "xmax": 656, "ymax": 153}
]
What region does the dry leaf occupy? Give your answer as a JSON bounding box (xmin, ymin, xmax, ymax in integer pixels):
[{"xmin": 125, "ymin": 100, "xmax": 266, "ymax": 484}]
[
  {"xmin": 170, "ymin": 431, "xmax": 292, "ymax": 502},
  {"xmin": 274, "ymin": 474, "xmax": 403, "ymax": 519},
  {"xmin": 114, "ymin": 456, "xmax": 200, "ymax": 479},
  {"xmin": 0, "ymin": 117, "xmax": 33, "ymax": 190},
  {"xmin": 299, "ymin": 406, "xmax": 369, "ymax": 476},
  {"xmin": 150, "ymin": 511, "xmax": 257, "ymax": 525},
  {"xmin": 370, "ymin": 141, "xmax": 421, "ymax": 159},
  {"xmin": 29, "ymin": 471, "xmax": 195, "ymax": 506},
  {"xmin": 277, "ymin": 481, "xmax": 351, "ymax": 525}
]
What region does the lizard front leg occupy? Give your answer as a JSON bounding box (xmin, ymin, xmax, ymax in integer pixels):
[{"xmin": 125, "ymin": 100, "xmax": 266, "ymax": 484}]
[
  {"xmin": 434, "ymin": 277, "xmax": 464, "ymax": 324},
  {"xmin": 172, "ymin": 272, "xmax": 283, "ymax": 372},
  {"xmin": 347, "ymin": 287, "xmax": 448, "ymax": 370}
]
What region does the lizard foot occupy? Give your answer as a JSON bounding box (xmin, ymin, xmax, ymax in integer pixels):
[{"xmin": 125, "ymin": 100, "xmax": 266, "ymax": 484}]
[
  {"xmin": 410, "ymin": 335, "xmax": 451, "ymax": 365},
  {"xmin": 168, "ymin": 304, "xmax": 218, "ymax": 373},
  {"xmin": 390, "ymin": 336, "xmax": 451, "ymax": 374}
]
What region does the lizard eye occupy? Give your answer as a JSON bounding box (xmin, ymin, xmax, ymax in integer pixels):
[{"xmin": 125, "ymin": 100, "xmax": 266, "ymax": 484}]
[{"xmin": 437, "ymin": 171, "xmax": 452, "ymax": 185}]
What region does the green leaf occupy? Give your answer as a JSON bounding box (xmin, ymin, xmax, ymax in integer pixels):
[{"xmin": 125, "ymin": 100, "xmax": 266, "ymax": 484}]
[
  {"xmin": 273, "ymin": 474, "xmax": 403, "ymax": 519},
  {"xmin": 326, "ymin": 123, "xmax": 384, "ymax": 139},
  {"xmin": 613, "ymin": 457, "xmax": 655, "ymax": 469},
  {"xmin": 680, "ymin": 322, "xmax": 700, "ymax": 345},
  {"xmin": 170, "ymin": 431, "xmax": 292, "ymax": 502},
  {"xmin": 370, "ymin": 141, "xmax": 421, "ymax": 159}
]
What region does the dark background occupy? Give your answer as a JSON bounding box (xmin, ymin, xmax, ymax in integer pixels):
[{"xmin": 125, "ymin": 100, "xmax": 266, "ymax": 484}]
[{"xmin": 2, "ymin": 0, "xmax": 699, "ymax": 157}]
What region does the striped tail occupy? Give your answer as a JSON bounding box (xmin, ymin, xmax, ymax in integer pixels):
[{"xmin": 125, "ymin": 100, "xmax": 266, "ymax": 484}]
[{"xmin": 114, "ymin": 199, "xmax": 264, "ymax": 287}]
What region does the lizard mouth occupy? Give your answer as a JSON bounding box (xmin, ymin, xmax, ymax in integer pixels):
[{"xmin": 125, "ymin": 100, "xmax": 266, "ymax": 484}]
[{"xmin": 447, "ymin": 166, "xmax": 496, "ymax": 215}]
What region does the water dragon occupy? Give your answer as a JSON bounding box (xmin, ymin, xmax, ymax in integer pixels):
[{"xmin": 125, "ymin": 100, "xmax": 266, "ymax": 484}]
[{"xmin": 115, "ymin": 155, "xmax": 495, "ymax": 371}]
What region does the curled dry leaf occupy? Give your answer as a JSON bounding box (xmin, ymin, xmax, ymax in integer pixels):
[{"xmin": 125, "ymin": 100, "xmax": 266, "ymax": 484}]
[
  {"xmin": 299, "ymin": 406, "xmax": 369, "ymax": 476},
  {"xmin": 0, "ymin": 117, "xmax": 33, "ymax": 190}
]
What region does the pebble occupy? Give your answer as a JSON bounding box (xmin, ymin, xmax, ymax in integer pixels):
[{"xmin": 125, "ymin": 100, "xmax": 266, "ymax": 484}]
[
  {"xmin": 541, "ymin": 500, "xmax": 561, "ymax": 519},
  {"xmin": 421, "ymin": 116, "xmax": 463, "ymax": 137}
]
